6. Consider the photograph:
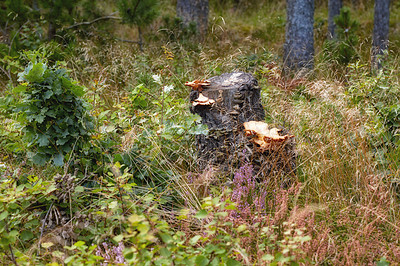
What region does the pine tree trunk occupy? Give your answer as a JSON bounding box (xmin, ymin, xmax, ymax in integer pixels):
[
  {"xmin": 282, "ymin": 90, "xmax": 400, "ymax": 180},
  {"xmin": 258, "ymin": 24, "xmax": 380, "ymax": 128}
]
[
  {"xmin": 283, "ymin": 0, "xmax": 315, "ymax": 74},
  {"xmin": 176, "ymin": 0, "xmax": 209, "ymax": 41},
  {"xmin": 189, "ymin": 72, "xmax": 296, "ymax": 185},
  {"xmin": 372, "ymin": 0, "xmax": 390, "ymax": 70},
  {"xmin": 328, "ymin": 0, "xmax": 342, "ymax": 39},
  {"xmin": 47, "ymin": 22, "xmax": 56, "ymax": 41}
]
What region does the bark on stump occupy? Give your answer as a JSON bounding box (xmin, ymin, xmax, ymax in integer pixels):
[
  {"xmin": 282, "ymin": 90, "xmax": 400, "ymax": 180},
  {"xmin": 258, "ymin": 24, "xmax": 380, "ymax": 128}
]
[{"xmin": 189, "ymin": 72, "xmax": 296, "ymax": 185}]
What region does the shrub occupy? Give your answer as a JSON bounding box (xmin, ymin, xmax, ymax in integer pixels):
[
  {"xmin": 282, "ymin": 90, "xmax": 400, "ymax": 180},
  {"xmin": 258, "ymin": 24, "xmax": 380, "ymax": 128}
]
[{"xmin": 12, "ymin": 52, "xmax": 94, "ymax": 166}]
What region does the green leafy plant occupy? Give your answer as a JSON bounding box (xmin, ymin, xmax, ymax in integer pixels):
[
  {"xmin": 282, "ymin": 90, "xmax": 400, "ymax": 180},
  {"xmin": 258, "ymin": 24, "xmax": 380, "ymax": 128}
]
[{"xmin": 13, "ymin": 52, "xmax": 94, "ymax": 166}]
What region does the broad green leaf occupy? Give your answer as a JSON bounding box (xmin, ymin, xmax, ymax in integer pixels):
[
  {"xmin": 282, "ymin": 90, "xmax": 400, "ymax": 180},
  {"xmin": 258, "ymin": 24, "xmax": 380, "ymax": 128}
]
[
  {"xmin": 20, "ymin": 62, "xmax": 47, "ymax": 83},
  {"xmin": 38, "ymin": 134, "xmax": 50, "ymax": 147},
  {"xmin": 113, "ymin": 234, "xmax": 124, "ymax": 243},
  {"xmin": 13, "ymin": 84, "xmax": 27, "ymax": 93},
  {"xmin": 160, "ymin": 247, "xmax": 171, "ymax": 258},
  {"xmin": 31, "ymin": 153, "xmax": 48, "ymax": 165},
  {"xmin": 195, "ymin": 209, "xmax": 208, "ymax": 219},
  {"xmin": 195, "ymin": 255, "xmax": 209, "ymax": 266},
  {"xmin": 159, "ymin": 233, "xmax": 173, "ymax": 244},
  {"xmin": 74, "ymin": 186, "xmax": 84, "ymax": 193},
  {"xmin": 189, "ymin": 235, "xmax": 202, "ymax": 246},
  {"xmin": 53, "ymin": 153, "xmax": 64, "ymax": 166},
  {"xmin": 226, "ymin": 258, "xmax": 241, "ymax": 266},
  {"xmin": 0, "ymin": 211, "xmax": 8, "ymax": 221},
  {"xmin": 43, "ymin": 90, "xmax": 54, "ymax": 99},
  {"xmin": 261, "ymin": 254, "xmax": 275, "ymax": 262},
  {"xmin": 73, "ymin": 241, "xmax": 86, "ymax": 248}
]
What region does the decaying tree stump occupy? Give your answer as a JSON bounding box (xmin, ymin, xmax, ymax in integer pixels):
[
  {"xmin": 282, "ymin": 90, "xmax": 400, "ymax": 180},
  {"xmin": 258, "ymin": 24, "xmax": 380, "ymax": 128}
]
[{"xmin": 188, "ymin": 72, "xmax": 296, "ymax": 185}]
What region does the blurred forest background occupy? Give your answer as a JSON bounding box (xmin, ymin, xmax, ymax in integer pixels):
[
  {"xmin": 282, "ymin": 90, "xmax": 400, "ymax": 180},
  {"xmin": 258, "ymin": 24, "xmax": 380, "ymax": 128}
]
[{"xmin": 0, "ymin": 0, "xmax": 400, "ymax": 265}]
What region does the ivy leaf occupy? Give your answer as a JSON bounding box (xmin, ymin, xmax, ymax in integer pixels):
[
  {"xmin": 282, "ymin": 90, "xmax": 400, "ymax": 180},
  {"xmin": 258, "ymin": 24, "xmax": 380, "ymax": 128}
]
[{"xmin": 53, "ymin": 153, "xmax": 64, "ymax": 166}]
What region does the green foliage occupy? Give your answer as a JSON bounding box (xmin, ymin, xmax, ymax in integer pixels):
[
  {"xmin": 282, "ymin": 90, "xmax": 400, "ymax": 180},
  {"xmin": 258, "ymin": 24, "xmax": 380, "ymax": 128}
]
[
  {"xmin": 0, "ymin": 167, "xmax": 56, "ymax": 261},
  {"xmin": 117, "ymin": 0, "xmax": 159, "ymax": 27},
  {"xmin": 323, "ymin": 6, "xmax": 359, "ymax": 66},
  {"xmin": 12, "ymin": 52, "xmax": 93, "ymax": 166}
]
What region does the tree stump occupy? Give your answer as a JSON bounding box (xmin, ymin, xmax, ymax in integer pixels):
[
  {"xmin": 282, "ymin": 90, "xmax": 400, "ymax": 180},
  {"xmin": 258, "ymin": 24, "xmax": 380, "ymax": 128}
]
[{"xmin": 188, "ymin": 72, "xmax": 296, "ymax": 185}]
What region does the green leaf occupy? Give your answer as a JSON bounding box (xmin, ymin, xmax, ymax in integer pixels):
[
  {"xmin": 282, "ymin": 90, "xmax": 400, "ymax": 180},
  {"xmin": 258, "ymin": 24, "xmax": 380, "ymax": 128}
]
[
  {"xmin": 53, "ymin": 153, "xmax": 64, "ymax": 166},
  {"xmin": 113, "ymin": 234, "xmax": 124, "ymax": 243},
  {"xmin": 19, "ymin": 62, "xmax": 47, "ymax": 83},
  {"xmin": 195, "ymin": 255, "xmax": 209, "ymax": 266},
  {"xmin": 160, "ymin": 247, "xmax": 171, "ymax": 258},
  {"xmin": 261, "ymin": 254, "xmax": 274, "ymax": 262},
  {"xmin": 31, "ymin": 153, "xmax": 48, "ymax": 165},
  {"xmin": 159, "ymin": 233, "xmax": 173, "ymax": 244},
  {"xmin": 195, "ymin": 209, "xmax": 208, "ymax": 219},
  {"xmin": 226, "ymin": 258, "xmax": 241, "ymax": 266},
  {"xmin": 35, "ymin": 114, "xmax": 45, "ymax": 123},
  {"xmin": 73, "ymin": 241, "xmax": 86, "ymax": 248},
  {"xmin": 0, "ymin": 211, "xmax": 8, "ymax": 221},
  {"xmin": 74, "ymin": 186, "xmax": 84, "ymax": 193},
  {"xmin": 377, "ymin": 257, "xmax": 390, "ymax": 266},
  {"xmin": 13, "ymin": 84, "xmax": 27, "ymax": 93},
  {"xmin": 43, "ymin": 90, "xmax": 54, "ymax": 99},
  {"xmin": 189, "ymin": 235, "xmax": 201, "ymax": 246},
  {"xmin": 38, "ymin": 134, "xmax": 50, "ymax": 147}
]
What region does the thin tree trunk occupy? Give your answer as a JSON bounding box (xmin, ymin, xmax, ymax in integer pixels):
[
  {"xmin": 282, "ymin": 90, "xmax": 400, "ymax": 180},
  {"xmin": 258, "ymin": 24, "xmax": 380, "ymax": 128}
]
[
  {"xmin": 47, "ymin": 21, "xmax": 56, "ymax": 41},
  {"xmin": 283, "ymin": 0, "xmax": 315, "ymax": 75},
  {"xmin": 372, "ymin": 0, "xmax": 390, "ymax": 70},
  {"xmin": 328, "ymin": 0, "xmax": 342, "ymax": 39},
  {"xmin": 176, "ymin": 0, "xmax": 209, "ymax": 41}
]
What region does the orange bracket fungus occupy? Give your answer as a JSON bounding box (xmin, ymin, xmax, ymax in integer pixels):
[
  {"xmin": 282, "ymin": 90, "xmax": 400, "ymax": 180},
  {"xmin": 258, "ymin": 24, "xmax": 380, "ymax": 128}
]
[
  {"xmin": 243, "ymin": 121, "xmax": 294, "ymax": 152},
  {"xmin": 185, "ymin": 79, "xmax": 211, "ymax": 92}
]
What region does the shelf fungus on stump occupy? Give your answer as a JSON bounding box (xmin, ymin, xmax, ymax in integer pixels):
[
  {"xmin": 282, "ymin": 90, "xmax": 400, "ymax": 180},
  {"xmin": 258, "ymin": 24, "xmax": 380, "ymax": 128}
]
[
  {"xmin": 192, "ymin": 93, "xmax": 215, "ymax": 107},
  {"xmin": 243, "ymin": 121, "xmax": 294, "ymax": 152}
]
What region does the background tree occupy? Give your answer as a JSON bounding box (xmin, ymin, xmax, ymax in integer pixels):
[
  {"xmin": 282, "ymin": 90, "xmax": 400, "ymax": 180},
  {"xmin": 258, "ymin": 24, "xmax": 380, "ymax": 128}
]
[
  {"xmin": 176, "ymin": 0, "xmax": 209, "ymax": 41},
  {"xmin": 372, "ymin": 0, "xmax": 390, "ymax": 70},
  {"xmin": 283, "ymin": 0, "xmax": 315, "ymax": 74},
  {"xmin": 39, "ymin": 0, "xmax": 81, "ymax": 40},
  {"xmin": 328, "ymin": 0, "xmax": 342, "ymax": 39},
  {"xmin": 117, "ymin": 0, "xmax": 159, "ymax": 50}
]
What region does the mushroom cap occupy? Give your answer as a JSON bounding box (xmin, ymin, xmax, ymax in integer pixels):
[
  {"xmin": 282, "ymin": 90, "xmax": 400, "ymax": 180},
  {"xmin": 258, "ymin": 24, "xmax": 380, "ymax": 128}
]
[
  {"xmin": 192, "ymin": 93, "xmax": 215, "ymax": 106},
  {"xmin": 243, "ymin": 121, "xmax": 294, "ymax": 152}
]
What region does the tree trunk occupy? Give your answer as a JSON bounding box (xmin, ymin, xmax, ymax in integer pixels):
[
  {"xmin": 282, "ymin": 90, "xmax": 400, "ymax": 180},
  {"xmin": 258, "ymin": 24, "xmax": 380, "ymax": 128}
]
[
  {"xmin": 283, "ymin": 0, "xmax": 315, "ymax": 75},
  {"xmin": 328, "ymin": 0, "xmax": 342, "ymax": 39},
  {"xmin": 372, "ymin": 0, "xmax": 390, "ymax": 70},
  {"xmin": 47, "ymin": 22, "xmax": 56, "ymax": 41},
  {"xmin": 189, "ymin": 72, "xmax": 296, "ymax": 185},
  {"xmin": 176, "ymin": 0, "xmax": 209, "ymax": 41}
]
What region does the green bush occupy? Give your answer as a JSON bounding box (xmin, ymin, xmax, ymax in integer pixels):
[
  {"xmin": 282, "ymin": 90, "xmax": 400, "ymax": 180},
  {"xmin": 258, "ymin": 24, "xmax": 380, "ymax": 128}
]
[{"xmin": 13, "ymin": 52, "xmax": 94, "ymax": 166}]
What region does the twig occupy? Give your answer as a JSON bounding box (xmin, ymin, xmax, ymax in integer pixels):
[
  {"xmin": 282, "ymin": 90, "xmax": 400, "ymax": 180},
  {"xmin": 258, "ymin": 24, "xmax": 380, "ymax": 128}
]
[
  {"xmin": 65, "ymin": 12, "xmax": 121, "ymax": 30},
  {"xmin": 0, "ymin": 65, "xmax": 12, "ymax": 82},
  {"xmin": 37, "ymin": 202, "xmax": 54, "ymax": 256}
]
